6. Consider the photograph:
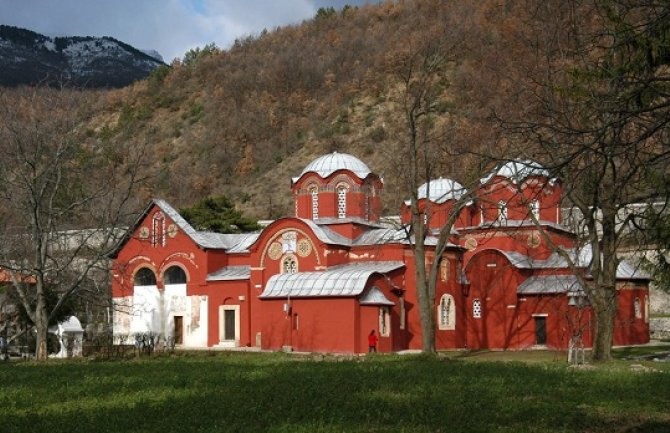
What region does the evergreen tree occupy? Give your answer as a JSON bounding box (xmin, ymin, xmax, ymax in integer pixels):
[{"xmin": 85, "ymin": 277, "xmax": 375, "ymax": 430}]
[{"xmin": 180, "ymin": 196, "xmax": 259, "ymax": 234}]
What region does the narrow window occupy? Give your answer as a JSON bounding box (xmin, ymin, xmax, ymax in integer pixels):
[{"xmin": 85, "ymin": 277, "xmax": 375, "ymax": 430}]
[
  {"xmin": 337, "ymin": 186, "xmax": 347, "ymax": 219},
  {"xmin": 498, "ymin": 201, "xmax": 507, "ymax": 221},
  {"xmin": 440, "ymin": 259, "xmax": 449, "ymax": 282},
  {"xmin": 634, "ymin": 297, "xmax": 642, "ymax": 319},
  {"xmin": 438, "ymin": 294, "xmax": 456, "ymax": 330},
  {"xmin": 645, "ymin": 295, "xmax": 650, "ymax": 323},
  {"xmin": 364, "ymin": 189, "xmax": 370, "ymax": 221},
  {"xmin": 311, "ymin": 188, "xmax": 319, "ymax": 220},
  {"xmin": 152, "ymin": 212, "xmax": 165, "ymax": 247},
  {"xmin": 531, "ymin": 199, "xmax": 540, "ymax": 219},
  {"xmin": 472, "ymin": 298, "xmax": 482, "ymax": 319},
  {"xmin": 379, "ymin": 307, "xmax": 390, "ymax": 337},
  {"xmin": 282, "ymin": 255, "xmax": 298, "ymax": 274}
]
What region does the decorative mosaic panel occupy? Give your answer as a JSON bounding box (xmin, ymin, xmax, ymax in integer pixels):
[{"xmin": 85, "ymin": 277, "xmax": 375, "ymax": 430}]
[
  {"xmin": 268, "ymin": 242, "xmax": 283, "ymax": 260},
  {"xmin": 296, "ymin": 239, "xmax": 312, "ymax": 257}
]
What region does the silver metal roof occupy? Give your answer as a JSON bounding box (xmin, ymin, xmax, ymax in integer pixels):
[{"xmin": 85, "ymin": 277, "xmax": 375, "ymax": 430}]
[
  {"xmin": 260, "ymin": 261, "xmax": 405, "ymax": 299},
  {"xmin": 353, "ymin": 228, "xmax": 406, "ymax": 245},
  {"xmin": 301, "ymin": 219, "xmax": 353, "ymax": 246},
  {"xmin": 480, "ymin": 159, "xmax": 552, "ymax": 185},
  {"xmin": 225, "ymin": 233, "xmax": 261, "ymax": 253},
  {"xmin": 481, "ymin": 246, "xmax": 649, "ymax": 280},
  {"xmin": 206, "ymin": 265, "xmax": 251, "ymax": 281},
  {"xmin": 406, "ymin": 178, "xmax": 468, "ymax": 205},
  {"xmin": 152, "ymin": 200, "xmax": 259, "ymax": 252},
  {"xmin": 293, "ymin": 151, "xmax": 372, "ymax": 183},
  {"xmin": 311, "ymin": 216, "xmax": 385, "ymax": 228},
  {"xmin": 517, "ymin": 275, "xmax": 585, "ymax": 295},
  {"xmin": 460, "ymin": 219, "xmax": 572, "ymax": 233},
  {"xmin": 154, "ymin": 198, "xmax": 199, "ymax": 237},
  {"xmin": 359, "ymin": 286, "xmax": 395, "ymax": 306}
]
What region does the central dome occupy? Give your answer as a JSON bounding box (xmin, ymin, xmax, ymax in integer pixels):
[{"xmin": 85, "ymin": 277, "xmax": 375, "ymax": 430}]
[{"xmin": 297, "ymin": 151, "xmax": 372, "ymax": 181}]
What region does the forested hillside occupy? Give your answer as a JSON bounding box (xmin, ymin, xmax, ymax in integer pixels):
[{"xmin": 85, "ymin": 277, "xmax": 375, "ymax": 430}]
[{"xmin": 2, "ymin": 0, "xmax": 547, "ymax": 219}]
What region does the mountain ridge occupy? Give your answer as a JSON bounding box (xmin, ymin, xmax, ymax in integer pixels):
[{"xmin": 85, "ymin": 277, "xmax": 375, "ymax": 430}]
[{"xmin": 0, "ymin": 24, "xmax": 164, "ymax": 88}]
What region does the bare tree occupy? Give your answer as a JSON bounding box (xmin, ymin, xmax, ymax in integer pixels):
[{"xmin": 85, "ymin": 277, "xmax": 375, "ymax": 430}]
[
  {"xmin": 0, "ymin": 85, "xmax": 149, "ymax": 360},
  {"xmin": 502, "ymin": 0, "xmax": 670, "ymax": 360},
  {"xmin": 386, "ymin": 27, "xmax": 492, "ymax": 352}
]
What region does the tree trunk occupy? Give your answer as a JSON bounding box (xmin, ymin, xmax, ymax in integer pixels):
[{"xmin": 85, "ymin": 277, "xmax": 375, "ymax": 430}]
[
  {"xmin": 34, "ymin": 291, "xmax": 49, "ymax": 361},
  {"xmin": 591, "ymin": 205, "xmax": 619, "ymax": 361},
  {"xmin": 591, "ymin": 287, "xmax": 616, "ymax": 361},
  {"xmin": 414, "ymin": 243, "xmax": 436, "ymax": 353}
]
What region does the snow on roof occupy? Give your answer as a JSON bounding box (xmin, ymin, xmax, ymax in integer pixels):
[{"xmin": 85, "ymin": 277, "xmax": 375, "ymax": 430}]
[
  {"xmin": 260, "ymin": 261, "xmax": 404, "ymax": 299},
  {"xmin": 480, "ymin": 160, "xmax": 552, "ymax": 185},
  {"xmin": 407, "ymin": 178, "xmax": 468, "ymax": 205},
  {"xmin": 293, "ymin": 151, "xmax": 372, "ymax": 183}
]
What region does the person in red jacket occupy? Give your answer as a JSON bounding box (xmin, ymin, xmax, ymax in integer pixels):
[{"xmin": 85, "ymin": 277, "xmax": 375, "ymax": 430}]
[{"xmin": 368, "ymin": 329, "xmax": 378, "ymax": 353}]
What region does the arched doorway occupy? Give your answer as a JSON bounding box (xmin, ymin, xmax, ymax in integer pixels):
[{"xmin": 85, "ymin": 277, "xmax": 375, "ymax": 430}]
[{"xmin": 131, "ymin": 267, "xmax": 160, "ymax": 337}]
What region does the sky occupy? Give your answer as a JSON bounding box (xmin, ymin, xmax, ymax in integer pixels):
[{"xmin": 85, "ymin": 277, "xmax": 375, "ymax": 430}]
[{"xmin": 0, "ymin": 0, "xmax": 371, "ymax": 62}]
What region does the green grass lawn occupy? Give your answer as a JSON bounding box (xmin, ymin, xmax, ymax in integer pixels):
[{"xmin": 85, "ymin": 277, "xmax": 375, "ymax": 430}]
[{"xmin": 1, "ymin": 351, "xmax": 669, "ymax": 433}]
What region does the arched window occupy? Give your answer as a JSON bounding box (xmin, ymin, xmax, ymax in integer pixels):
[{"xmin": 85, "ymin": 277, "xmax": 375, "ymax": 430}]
[
  {"xmin": 282, "ymin": 255, "xmax": 298, "ymax": 274},
  {"xmin": 498, "ymin": 201, "xmax": 507, "ymax": 221},
  {"xmin": 472, "ymin": 298, "xmax": 482, "ymax": 319},
  {"xmin": 337, "ymin": 186, "xmax": 347, "ymax": 219},
  {"xmin": 531, "ymin": 199, "xmax": 540, "ymax": 219},
  {"xmin": 164, "ymin": 266, "xmax": 187, "ymax": 285},
  {"xmin": 634, "ymin": 297, "xmax": 642, "ymax": 319},
  {"xmin": 134, "ymin": 268, "xmax": 157, "ymax": 286},
  {"xmin": 310, "ymin": 188, "xmax": 319, "ymax": 220},
  {"xmin": 438, "ymin": 294, "xmax": 456, "ymax": 330}
]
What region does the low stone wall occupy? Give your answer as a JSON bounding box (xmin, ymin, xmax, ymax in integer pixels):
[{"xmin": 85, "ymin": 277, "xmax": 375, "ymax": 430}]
[
  {"xmin": 651, "ymin": 288, "xmax": 670, "ymax": 314},
  {"xmin": 650, "ymin": 318, "xmax": 670, "ymax": 340}
]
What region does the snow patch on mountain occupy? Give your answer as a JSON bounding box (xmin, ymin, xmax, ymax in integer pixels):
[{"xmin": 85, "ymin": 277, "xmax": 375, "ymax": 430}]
[
  {"xmin": 141, "ymin": 49, "xmax": 164, "ymax": 62},
  {"xmin": 0, "ymin": 25, "xmax": 165, "ymax": 88}
]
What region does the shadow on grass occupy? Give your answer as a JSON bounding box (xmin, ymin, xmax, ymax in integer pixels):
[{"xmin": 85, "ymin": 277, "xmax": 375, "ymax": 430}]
[{"xmin": 0, "ymin": 354, "xmax": 669, "ymax": 432}]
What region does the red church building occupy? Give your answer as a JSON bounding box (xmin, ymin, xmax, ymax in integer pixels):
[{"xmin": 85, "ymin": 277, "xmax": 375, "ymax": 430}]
[{"xmin": 111, "ymin": 153, "xmax": 650, "ymax": 353}]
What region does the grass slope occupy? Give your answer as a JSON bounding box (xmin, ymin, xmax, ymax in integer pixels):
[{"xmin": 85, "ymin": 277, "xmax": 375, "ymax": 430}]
[{"xmin": 1, "ymin": 352, "xmax": 669, "ymax": 433}]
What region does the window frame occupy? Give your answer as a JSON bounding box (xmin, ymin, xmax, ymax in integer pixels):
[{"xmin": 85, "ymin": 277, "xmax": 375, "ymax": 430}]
[
  {"xmin": 438, "ymin": 294, "xmax": 456, "ymax": 330},
  {"xmin": 336, "ymin": 184, "xmax": 348, "ymax": 219},
  {"xmin": 472, "ymin": 298, "xmax": 482, "ymax": 319},
  {"xmin": 379, "ymin": 306, "xmax": 390, "ymax": 337},
  {"xmin": 281, "ymin": 254, "xmax": 298, "ymax": 274}
]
